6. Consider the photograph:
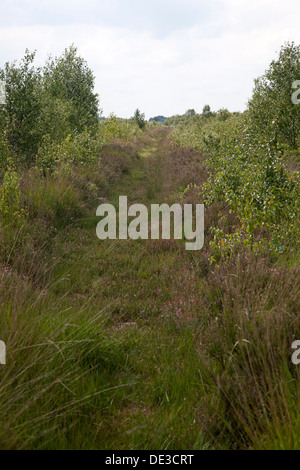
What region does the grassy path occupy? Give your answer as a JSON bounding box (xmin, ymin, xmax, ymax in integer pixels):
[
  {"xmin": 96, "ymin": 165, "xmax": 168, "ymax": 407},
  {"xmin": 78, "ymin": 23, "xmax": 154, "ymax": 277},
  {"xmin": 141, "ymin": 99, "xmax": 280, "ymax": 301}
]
[{"xmin": 45, "ymin": 127, "xmax": 211, "ymax": 449}]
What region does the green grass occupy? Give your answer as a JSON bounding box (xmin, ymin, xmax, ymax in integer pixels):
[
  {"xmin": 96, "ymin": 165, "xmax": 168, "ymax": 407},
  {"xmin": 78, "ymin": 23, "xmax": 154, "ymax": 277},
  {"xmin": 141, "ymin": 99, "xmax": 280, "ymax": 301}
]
[{"xmin": 0, "ymin": 127, "xmax": 299, "ymax": 449}]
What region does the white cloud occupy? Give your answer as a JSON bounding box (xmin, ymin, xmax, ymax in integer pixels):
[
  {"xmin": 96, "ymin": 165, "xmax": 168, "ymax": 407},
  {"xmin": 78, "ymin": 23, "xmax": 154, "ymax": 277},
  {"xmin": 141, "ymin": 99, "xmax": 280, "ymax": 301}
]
[{"xmin": 1, "ymin": 0, "xmax": 300, "ymax": 118}]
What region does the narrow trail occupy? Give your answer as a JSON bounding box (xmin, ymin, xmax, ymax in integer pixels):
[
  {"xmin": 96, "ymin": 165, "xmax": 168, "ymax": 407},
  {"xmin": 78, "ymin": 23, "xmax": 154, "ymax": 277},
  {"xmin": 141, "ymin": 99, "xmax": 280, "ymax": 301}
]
[
  {"xmin": 107, "ymin": 126, "xmax": 205, "ymax": 204},
  {"xmin": 50, "ymin": 127, "xmax": 209, "ymax": 449},
  {"xmin": 55, "ymin": 126, "xmax": 206, "ymax": 322}
]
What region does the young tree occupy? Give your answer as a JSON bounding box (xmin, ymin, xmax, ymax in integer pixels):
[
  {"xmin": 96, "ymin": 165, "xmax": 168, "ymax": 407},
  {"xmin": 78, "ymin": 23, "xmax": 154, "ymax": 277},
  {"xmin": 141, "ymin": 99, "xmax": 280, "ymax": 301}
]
[
  {"xmin": 43, "ymin": 45, "xmax": 99, "ymax": 134},
  {"xmin": 202, "ymin": 104, "xmax": 212, "ymax": 119},
  {"xmin": 217, "ymin": 108, "xmax": 231, "ymax": 121},
  {"xmin": 133, "ymin": 109, "xmax": 146, "ymax": 129},
  {"xmin": 0, "ymin": 50, "xmax": 44, "ymax": 160},
  {"xmin": 185, "ymin": 109, "xmax": 196, "ymax": 117},
  {"xmin": 248, "ymin": 42, "xmax": 300, "ymax": 148},
  {"xmin": 0, "ymin": 46, "xmax": 100, "ymax": 165}
]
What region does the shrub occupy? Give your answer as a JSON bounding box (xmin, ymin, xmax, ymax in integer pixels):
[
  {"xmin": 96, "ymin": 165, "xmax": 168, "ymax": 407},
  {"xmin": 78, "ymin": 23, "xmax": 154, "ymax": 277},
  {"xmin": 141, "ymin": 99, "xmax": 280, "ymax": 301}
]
[
  {"xmin": 36, "ymin": 130, "xmax": 103, "ymax": 176},
  {"xmin": 172, "ymin": 109, "xmax": 300, "ymax": 259},
  {"xmin": 100, "ymin": 114, "xmax": 141, "ymax": 144}
]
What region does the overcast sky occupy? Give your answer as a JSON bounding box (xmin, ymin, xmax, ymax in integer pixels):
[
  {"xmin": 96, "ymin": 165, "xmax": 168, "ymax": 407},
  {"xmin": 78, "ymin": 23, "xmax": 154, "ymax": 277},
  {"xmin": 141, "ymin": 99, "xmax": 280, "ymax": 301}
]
[{"xmin": 1, "ymin": 0, "xmax": 300, "ymax": 118}]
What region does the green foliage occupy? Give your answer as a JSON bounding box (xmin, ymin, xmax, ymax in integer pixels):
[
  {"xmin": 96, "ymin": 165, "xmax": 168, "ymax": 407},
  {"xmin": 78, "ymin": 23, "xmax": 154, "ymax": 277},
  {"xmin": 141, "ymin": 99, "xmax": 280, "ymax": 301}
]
[
  {"xmin": 36, "ymin": 96, "xmax": 73, "ymax": 144},
  {"xmin": 36, "ymin": 130, "xmax": 103, "ymax": 176},
  {"xmin": 0, "ymin": 162, "xmax": 23, "ymax": 219},
  {"xmin": 202, "ymin": 104, "xmax": 213, "ymax": 119},
  {"xmin": 43, "ymin": 45, "xmax": 99, "ymax": 135},
  {"xmin": 23, "ymin": 171, "xmax": 85, "ymax": 227},
  {"xmin": 204, "ymin": 133, "xmax": 300, "ymax": 259},
  {"xmin": 170, "ymin": 44, "xmax": 300, "ymax": 262},
  {"xmin": 133, "ymin": 108, "xmax": 146, "ymax": 130},
  {"xmin": 248, "ymin": 42, "xmax": 300, "ymax": 149},
  {"xmin": 0, "ymin": 127, "xmax": 11, "ymax": 174},
  {"xmin": 1, "ymin": 40, "xmax": 300, "ymax": 451},
  {"xmin": 100, "ymin": 113, "xmax": 141, "ymax": 144},
  {"xmin": 171, "ymin": 78, "xmax": 300, "ymax": 260},
  {"xmin": 172, "ymin": 111, "xmax": 243, "ymax": 153},
  {"xmin": 0, "ymin": 125, "xmax": 299, "ymax": 450},
  {"xmin": 0, "ymin": 50, "xmax": 44, "ymax": 160},
  {"xmin": 217, "ymin": 107, "xmax": 231, "ymax": 121},
  {"xmin": 185, "ymin": 108, "xmax": 196, "ymax": 117},
  {"xmin": 0, "ymin": 46, "xmax": 100, "ymax": 166}
]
